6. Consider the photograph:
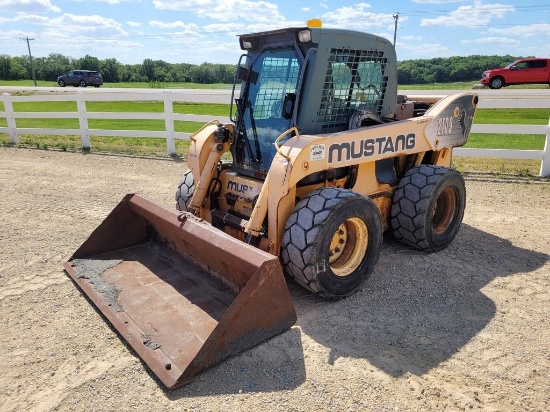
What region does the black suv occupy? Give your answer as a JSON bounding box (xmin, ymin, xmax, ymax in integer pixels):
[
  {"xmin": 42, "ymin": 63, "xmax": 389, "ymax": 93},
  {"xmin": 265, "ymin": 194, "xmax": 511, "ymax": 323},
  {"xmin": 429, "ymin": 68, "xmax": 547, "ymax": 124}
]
[{"xmin": 57, "ymin": 70, "xmax": 103, "ymax": 87}]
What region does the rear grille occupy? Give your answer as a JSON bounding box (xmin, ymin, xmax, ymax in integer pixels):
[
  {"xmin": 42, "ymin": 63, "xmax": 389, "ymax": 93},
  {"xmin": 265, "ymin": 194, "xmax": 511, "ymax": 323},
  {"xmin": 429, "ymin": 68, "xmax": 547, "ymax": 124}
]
[{"xmin": 317, "ymin": 48, "xmax": 388, "ymax": 132}]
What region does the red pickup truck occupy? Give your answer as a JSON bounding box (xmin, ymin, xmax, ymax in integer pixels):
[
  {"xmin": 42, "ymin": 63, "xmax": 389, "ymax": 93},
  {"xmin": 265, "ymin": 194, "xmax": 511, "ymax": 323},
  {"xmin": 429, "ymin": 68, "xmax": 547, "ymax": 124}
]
[{"xmin": 480, "ymin": 58, "xmax": 550, "ymax": 89}]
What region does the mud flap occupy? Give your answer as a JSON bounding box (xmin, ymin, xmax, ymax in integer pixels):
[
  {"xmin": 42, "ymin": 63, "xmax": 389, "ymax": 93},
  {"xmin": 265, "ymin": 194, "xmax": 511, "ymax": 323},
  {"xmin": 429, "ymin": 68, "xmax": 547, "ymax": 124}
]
[{"xmin": 64, "ymin": 193, "xmax": 296, "ymax": 389}]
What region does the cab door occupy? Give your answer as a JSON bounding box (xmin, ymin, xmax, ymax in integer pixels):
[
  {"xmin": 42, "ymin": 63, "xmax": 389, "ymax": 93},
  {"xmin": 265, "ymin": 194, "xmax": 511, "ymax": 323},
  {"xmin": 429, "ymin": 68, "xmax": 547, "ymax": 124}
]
[
  {"xmin": 65, "ymin": 71, "xmax": 76, "ymax": 85},
  {"xmin": 507, "ymin": 61, "xmax": 530, "ymax": 84},
  {"xmin": 528, "ymin": 60, "xmax": 549, "ymax": 82},
  {"xmin": 508, "ymin": 60, "xmax": 547, "ymax": 84}
]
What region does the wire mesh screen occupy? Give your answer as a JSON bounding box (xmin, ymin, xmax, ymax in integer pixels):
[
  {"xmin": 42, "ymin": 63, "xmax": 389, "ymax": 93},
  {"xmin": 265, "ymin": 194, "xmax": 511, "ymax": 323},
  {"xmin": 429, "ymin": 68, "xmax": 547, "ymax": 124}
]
[
  {"xmin": 253, "ymin": 56, "xmax": 300, "ymax": 118},
  {"xmin": 317, "ymin": 48, "xmax": 388, "ymax": 131}
]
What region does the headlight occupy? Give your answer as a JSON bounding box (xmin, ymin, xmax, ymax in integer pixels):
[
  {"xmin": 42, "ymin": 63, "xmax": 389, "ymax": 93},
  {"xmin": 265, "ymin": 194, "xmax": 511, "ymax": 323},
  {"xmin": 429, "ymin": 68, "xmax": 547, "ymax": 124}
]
[
  {"xmin": 298, "ymin": 29, "xmax": 312, "ymax": 43},
  {"xmin": 240, "ymin": 39, "xmax": 253, "ymax": 50}
]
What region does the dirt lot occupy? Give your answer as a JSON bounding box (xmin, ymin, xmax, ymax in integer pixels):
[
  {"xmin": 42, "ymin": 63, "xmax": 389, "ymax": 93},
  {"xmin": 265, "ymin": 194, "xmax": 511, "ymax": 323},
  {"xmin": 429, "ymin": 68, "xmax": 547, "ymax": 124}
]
[{"xmin": 0, "ymin": 147, "xmax": 548, "ymax": 412}]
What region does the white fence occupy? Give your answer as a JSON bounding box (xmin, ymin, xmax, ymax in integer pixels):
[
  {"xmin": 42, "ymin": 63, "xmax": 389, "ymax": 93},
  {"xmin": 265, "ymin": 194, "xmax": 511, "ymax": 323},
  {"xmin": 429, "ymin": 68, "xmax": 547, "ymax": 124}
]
[
  {"xmin": 1, "ymin": 90, "xmax": 549, "ymax": 177},
  {"xmin": 0, "ymin": 90, "xmax": 229, "ymax": 155}
]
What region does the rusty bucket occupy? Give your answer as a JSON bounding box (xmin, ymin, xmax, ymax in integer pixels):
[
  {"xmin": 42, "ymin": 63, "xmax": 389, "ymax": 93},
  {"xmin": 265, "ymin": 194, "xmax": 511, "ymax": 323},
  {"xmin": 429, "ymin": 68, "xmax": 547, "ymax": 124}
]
[{"xmin": 64, "ymin": 193, "xmax": 296, "ymax": 389}]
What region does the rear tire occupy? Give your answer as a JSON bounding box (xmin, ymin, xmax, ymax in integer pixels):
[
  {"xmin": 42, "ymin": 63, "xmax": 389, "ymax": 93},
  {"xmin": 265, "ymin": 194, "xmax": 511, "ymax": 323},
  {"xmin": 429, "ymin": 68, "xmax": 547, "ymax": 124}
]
[
  {"xmin": 390, "ymin": 165, "xmax": 466, "ymax": 252},
  {"xmin": 281, "ymin": 188, "xmax": 383, "ymax": 299},
  {"xmin": 175, "ymin": 170, "xmax": 195, "ymax": 211},
  {"xmin": 79, "ymin": 80, "xmax": 87, "ymax": 87}
]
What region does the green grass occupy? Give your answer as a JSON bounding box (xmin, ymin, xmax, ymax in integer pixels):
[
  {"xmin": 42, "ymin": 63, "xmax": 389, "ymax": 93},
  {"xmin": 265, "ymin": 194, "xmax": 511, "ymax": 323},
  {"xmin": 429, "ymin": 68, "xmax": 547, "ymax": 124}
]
[
  {"xmin": 2, "ymin": 118, "xmax": 205, "ymax": 133},
  {"xmin": 8, "ymin": 100, "xmax": 229, "ymax": 115},
  {"xmin": 452, "ymin": 157, "xmax": 541, "ymax": 176},
  {"xmin": 474, "ymin": 108, "xmax": 550, "ymax": 124},
  {"xmin": 465, "ymin": 133, "xmax": 545, "ymax": 150},
  {"xmin": 464, "ymin": 108, "xmax": 548, "ymax": 152},
  {"xmin": 4, "ymin": 133, "xmax": 192, "ymax": 156}
]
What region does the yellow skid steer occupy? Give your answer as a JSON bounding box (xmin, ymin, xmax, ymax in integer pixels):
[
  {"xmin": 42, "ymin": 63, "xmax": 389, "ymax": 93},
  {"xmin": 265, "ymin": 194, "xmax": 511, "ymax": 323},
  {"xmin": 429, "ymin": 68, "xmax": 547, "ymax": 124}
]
[{"xmin": 65, "ymin": 21, "xmax": 477, "ymax": 388}]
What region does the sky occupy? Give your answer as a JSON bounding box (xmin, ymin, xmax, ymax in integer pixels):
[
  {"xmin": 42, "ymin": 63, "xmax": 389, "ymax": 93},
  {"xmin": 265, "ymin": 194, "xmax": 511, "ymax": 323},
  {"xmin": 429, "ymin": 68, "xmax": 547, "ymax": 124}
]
[{"xmin": 1, "ymin": 0, "xmax": 549, "ymax": 65}]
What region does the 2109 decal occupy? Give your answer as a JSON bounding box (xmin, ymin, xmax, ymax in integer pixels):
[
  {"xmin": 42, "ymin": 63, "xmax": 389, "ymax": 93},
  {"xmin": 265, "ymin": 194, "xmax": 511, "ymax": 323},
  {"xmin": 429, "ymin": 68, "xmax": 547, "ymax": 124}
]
[{"xmin": 437, "ymin": 116, "xmax": 454, "ymax": 136}]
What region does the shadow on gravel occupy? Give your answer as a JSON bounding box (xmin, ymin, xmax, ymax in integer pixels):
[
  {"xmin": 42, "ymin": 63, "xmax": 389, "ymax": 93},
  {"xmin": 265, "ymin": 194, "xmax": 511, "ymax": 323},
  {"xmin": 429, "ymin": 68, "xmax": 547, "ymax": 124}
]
[
  {"xmin": 77, "ymin": 300, "xmax": 306, "ymax": 397},
  {"xmin": 164, "ymin": 328, "xmax": 306, "ymax": 397},
  {"xmin": 294, "ymin": 224, "xmax": 549, "ymax": 377}
]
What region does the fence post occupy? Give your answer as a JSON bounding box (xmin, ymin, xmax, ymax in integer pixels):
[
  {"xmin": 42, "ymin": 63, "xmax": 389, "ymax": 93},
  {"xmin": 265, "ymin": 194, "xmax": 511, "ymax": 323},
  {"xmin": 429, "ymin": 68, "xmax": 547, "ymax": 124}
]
[
  {"xmin": 2, "ymin": 93, "xmax": 17, "ymax": 143},
  {"xmin": 164, "ymin": 91, "xmax": 175, "ymax": 155},
  {"xmin": 540, "ymin": 119, "xmax": 550, "ymax": 177},
  {"xmin": 76, "ymin": 91, "xmax": 90, "ymax": 150}
]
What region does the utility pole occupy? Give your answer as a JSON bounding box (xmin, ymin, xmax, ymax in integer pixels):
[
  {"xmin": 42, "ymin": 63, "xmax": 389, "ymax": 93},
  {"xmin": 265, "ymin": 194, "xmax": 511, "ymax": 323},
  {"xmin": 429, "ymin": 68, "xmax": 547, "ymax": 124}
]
[
  {"xmin": 393, "ymin": 13, "xmax": 400, "ymax": 48},
  {"xmin": 21, "ymin": 37, "xmax": 37, "ymax": 86}
]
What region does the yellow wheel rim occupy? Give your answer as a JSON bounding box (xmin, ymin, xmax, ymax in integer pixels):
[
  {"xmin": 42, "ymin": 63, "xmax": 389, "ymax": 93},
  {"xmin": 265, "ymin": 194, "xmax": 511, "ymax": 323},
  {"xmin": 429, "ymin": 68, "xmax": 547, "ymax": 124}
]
[
  {"xmin": 328, "ymin": 217, "xmax": 369, "ymax": 277},
  {"xmin": 432, "ymin": 187, "xmax": 456, "ymax": 235}
]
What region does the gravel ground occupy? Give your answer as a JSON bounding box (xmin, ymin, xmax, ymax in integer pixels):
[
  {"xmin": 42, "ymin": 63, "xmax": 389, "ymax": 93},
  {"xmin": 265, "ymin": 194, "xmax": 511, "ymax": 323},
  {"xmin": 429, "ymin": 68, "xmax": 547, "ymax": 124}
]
[{"xmin": 0, "ymin": 147, "xmax": 548, "ymax": 412}]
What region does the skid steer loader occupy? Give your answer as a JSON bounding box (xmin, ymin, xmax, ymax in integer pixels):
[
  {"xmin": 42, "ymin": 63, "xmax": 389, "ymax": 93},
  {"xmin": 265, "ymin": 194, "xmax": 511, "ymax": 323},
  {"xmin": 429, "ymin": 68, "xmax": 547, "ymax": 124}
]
[{"xmin": 65, "ymin": 20, "xmax": 477, "ymax": 388}]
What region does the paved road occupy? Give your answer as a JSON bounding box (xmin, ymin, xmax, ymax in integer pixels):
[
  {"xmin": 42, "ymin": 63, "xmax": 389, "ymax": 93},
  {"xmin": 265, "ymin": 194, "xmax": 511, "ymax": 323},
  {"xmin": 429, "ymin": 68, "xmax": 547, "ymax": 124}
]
[
  {"xmin": 0, "ymin": 86, "xmax": 236, "ymax": 104},
  {"xmin": 400, "ymin": 89, "xmax": 550, "ymax": 108}
]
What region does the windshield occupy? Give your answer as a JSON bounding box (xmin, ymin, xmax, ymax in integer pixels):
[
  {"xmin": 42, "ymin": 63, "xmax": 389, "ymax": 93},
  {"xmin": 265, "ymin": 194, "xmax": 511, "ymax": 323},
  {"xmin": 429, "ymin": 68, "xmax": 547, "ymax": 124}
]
[
  {"xmin": 505, "ymin": 61, "xmax": 519, "ymax": 69},
  {"xmin": 233, "ymin": 47, "xmax": 301, "ymax": 177}
]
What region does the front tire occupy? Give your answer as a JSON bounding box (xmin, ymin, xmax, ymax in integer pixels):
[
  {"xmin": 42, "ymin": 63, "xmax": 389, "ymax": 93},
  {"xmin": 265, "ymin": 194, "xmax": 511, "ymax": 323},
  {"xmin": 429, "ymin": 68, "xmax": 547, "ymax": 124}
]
[
  {"xmin": 58, "ymin": 80, "xmax": 65, "ymax": 87},
  {"xmin": 489, "ymin": 76, "xmax": 504, "ymax": 89},
  {"xmin": 79, "ymin": 80, "xmax": 87, "ymax": 87},
  {"xmin": 390, "ymin": 165, "xmax": 466, "ymax": 252},
  {"xmin": 281, "ymin": 188, "xmax": 383, "ymax": 299},
  {"xmin": 175, "ymin": 170, "xmax": 195, "ymax": 211}
]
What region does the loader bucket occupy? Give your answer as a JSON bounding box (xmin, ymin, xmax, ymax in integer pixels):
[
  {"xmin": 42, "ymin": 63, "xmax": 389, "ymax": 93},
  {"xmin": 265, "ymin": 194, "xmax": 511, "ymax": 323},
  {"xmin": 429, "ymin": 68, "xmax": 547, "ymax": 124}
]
[{"xmin": 64, "ymin": 193, "xmax": 296, "ymax": 389}]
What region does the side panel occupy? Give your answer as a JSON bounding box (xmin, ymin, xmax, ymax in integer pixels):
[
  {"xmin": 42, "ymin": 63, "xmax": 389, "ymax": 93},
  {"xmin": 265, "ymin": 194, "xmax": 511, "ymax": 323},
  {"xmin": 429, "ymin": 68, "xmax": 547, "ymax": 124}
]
[{"xmin": 287, "ymin": 93, "xmax": 477, "ymax": 186}]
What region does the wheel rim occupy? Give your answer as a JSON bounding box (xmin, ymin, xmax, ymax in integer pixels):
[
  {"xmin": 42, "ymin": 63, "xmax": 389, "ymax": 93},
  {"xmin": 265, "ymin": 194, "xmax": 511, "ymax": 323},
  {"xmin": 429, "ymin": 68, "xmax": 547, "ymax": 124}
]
[
  {"xmin": 328, "ymin": 217, "xmax": 368, "ymax": 277},
  {"xmin": 432, "ymin": 187, "xmax": 457, "ymax": 235}
]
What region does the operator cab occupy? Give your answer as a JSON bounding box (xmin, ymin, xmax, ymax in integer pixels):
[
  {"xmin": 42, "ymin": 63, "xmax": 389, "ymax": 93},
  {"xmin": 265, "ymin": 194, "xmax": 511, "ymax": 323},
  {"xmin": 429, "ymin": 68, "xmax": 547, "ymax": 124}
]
[{"xmin": 230, "ymin": 21, "xmax": 397, "ymax": 181}]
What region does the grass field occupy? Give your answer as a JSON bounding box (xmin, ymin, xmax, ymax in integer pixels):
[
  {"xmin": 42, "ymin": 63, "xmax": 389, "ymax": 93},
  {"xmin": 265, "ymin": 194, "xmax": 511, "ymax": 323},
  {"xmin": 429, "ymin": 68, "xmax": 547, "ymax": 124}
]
[{"xmin": 1, "ymin": 92, "xmax": 548, "ymax": 176}]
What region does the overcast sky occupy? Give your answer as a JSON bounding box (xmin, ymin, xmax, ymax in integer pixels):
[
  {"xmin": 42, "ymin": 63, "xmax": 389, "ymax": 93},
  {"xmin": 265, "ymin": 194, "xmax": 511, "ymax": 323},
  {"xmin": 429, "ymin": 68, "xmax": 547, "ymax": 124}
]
[{"xmin": 1, "ymin": 0, "xmax": 549, "ymax": 65}]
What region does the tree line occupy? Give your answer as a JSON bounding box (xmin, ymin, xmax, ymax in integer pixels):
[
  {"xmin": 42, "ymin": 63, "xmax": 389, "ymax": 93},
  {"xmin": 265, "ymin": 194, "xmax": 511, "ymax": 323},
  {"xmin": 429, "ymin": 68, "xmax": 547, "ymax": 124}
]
[
  {"xmin": 397, "ymin": 55, "xmax": 525, "ymax": 84},
  {"xmin": 0, "ymin": 53, "xmax": 236, "ymax": 84},
  {"xmin": 0, "ymin": 53, "xmax": 526, "ymax": 84}
]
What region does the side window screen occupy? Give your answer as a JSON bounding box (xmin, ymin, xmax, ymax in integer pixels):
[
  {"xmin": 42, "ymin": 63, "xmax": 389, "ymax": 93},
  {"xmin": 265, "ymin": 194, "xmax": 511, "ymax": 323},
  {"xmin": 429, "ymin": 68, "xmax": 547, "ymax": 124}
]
[{"xmin": 318, "ymin": 49, "xmax": 387, "ymax": 131}]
